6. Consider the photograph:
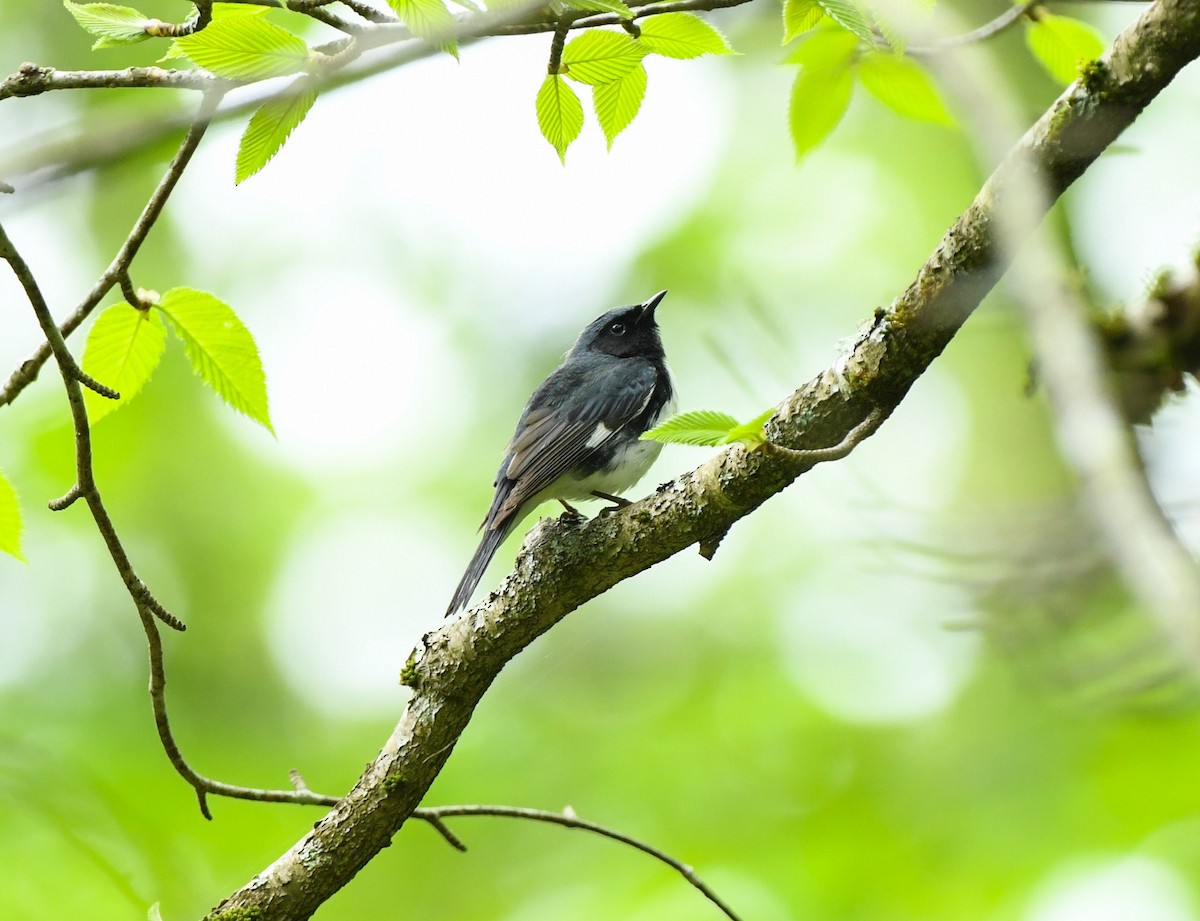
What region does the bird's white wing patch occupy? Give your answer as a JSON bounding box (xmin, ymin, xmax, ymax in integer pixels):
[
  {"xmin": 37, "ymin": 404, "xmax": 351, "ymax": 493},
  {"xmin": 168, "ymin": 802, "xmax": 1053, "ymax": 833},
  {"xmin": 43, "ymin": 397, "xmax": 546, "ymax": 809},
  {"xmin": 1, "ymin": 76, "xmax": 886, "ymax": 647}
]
[{"xmin": 585, "ymin": 422, "xmax": 613, "ymax": 448}]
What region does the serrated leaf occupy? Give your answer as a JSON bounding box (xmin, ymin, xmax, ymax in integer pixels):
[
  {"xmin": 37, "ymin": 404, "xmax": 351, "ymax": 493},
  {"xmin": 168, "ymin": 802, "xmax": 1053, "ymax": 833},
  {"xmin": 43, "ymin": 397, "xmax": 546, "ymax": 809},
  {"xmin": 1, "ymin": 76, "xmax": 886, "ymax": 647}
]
[
  {"xmin": 81, "ymin": 302, "xmax": 167, "ymax": 423},
  {"xmin": 236, "ymin": 79, "xmax": 317, "ymax": 183},
  {"xmin": 536, "ymin": 74, "xmax": 583, "ymax": 163},
  {"xmin": 1025, "ymin": 13, "xmax": 1106, "ymax": 85},
  {"xmin": 638, "ymin": 13, "xmax": 735, "ymax": 60},
  {"xmin": 64, "ymin": 1, "xmax": 152, "ymax": 48},
  {"xmin": 561, "ymin": 30, "xmax": 645, "ymax": 85},
  {"xmin": 388, "ymin": 0, "xmax": 458, "ymax": 57},
  {"xmin": 723, "ymin": 408, "xmax": 776, "ymax": 448},
  {"xmin": 175, "ymin": 16, "xmax": 310, "ymax": 80},
  {"xmin": 783, "ymin": 0, "xmax": 824, "ymax": 45},
  {"xmin": 158, "ymin": 288, "xmax": 273, "ymax": 433},
  {"xmin": 561, "ymin": 0, "xmax": 634, "ymax": 18},
  {"xmin": 817, "ymin": 0, "xmax": 874, "ymax": 43},
  {"xmin": 783, "ymin": 0, "xmax": 824, "ymax": 44},
  {"xmin": 789, "ymin": 58, "xmax": 855, "ymax": 160},
  {"xmin": 643, "ymin": 410, "xmax": 740, "ymax": 447},
  {"xmin": 212, "ymin": 2, "xmax": 271, "ymax": 17},
  {"xmin": 0, "ymin": 468, "xmax": 23, "ymax": 561},
  {"xmin": 594, "ymin": 61, "xmax": 646, "ymax": 149},
  {"xmin": 858, "ymin": 51, "xmax": 954, "ymax": 125}
]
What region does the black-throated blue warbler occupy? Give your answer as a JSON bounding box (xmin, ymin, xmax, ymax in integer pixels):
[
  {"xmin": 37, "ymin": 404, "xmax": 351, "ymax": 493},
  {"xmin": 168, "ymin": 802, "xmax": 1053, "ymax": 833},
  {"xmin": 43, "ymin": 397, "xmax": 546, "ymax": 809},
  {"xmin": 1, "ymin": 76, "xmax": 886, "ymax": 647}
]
[{"xmin": 446, "ymin": 291, "xmax": 675, "ymax": 615}]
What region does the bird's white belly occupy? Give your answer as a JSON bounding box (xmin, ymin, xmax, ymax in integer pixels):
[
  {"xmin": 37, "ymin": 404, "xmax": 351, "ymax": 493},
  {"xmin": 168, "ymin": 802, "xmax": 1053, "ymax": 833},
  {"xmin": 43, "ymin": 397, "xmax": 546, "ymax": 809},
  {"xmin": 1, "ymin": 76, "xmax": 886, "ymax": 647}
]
[{"xmin": 557, "ymin": 437, "xmax": 664, "ymax": 499}]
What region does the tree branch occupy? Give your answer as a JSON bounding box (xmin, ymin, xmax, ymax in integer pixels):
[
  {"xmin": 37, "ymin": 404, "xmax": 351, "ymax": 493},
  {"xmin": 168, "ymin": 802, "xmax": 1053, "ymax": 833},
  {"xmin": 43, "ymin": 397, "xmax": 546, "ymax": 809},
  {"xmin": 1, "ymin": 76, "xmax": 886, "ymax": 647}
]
[
  {"xmin": 416, "ymin": 805, "xmax": 743, "ymax": 920},
  {"xmin": 206, "ymin": 2, "xmax": 1200, "ymax": 917}
]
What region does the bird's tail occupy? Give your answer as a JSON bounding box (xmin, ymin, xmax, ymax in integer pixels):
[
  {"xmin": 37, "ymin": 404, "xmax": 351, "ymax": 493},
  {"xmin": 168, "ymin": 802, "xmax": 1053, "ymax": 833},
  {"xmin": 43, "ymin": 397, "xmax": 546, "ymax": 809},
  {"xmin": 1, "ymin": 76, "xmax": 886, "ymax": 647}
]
[{"xmin": 446, "ymin": 523, "xmax": 511, "ymax": 616}]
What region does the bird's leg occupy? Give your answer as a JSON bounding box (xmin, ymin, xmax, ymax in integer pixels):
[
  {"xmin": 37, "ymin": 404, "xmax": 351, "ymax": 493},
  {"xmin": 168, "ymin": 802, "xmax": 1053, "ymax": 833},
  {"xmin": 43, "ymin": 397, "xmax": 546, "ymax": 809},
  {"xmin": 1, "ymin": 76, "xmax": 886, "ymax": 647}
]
[
  {"xmin": 558, "ymin": 499, "xmax": 586, "ymax": 522},
  {"xmin": 591, "ymin": 490, "xmax": 631, "ymax": 516}
]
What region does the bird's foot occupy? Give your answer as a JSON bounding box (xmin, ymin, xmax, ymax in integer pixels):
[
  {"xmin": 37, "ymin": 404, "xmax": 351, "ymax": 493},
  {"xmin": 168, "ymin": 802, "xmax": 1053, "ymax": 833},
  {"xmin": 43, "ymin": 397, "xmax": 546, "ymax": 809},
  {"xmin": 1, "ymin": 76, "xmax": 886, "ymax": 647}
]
[
  {"xmin": 591, "ymin": 490, "xmax": 631, "ymax": 517},
  {"xmin": 558, "ymin": 500, "xmax": 586, "ymax": 522}
]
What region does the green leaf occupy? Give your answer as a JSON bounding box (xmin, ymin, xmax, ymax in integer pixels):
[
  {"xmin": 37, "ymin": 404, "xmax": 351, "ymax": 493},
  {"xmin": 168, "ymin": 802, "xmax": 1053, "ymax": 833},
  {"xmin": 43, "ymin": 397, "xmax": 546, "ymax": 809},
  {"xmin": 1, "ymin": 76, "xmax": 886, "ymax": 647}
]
[
  {"xmin": 175, "ymin": 16, "xmax": 310, "ymax": 80},
  {"xmin": 858, "ymin": 51, "xmax": 954, "ymax": 125},
  {"xmin": 789, "ymin": 57, "xmax": 855, "ymax": 160},
  {"xmin": 561, "ymin": 30, "xmax": 645, "ymax": 84},
  {"xmin": 388, "ymin": 0, "xmax": 458, "ymax": 57},
  {"xmin": 783, "ymin": 0, "xmax": 825, "ymax": 44},
  {"xmin": 816, "ymin": 0, "xmax": 875, "ymax": 43},
  {"xmin": 236, "ymin": 79, "xmax": 317, "ymax": 183},
  {"xmin": 560, "ymin": 0, "xmax": 635, "ymax": 18},
  {"xmin": 64, "ymin": 1, "xmax": 153, "ymax": 49},
  {"xmin": 723, "ymin": 408, "xmax": 776, "ymax": 448},
  {"xmin": 594, "ymin": 61, "xmax": 646, "ymax": 149},
  {"xmin": 212, "ymin": 2, "xmax": 272, "ymax": 17},
  {"xmin": 643, "ymin": 410, "xmax": 739, "ymax": 447},
  {"xmin": 1025, "ymin": 13, "xmax": 1106, "ymax": 85},
  {"xmin": 81, "ymin": 302, "xmax": 167, "ymax": 423},
  {"xmin": 638, "ymin": 13, "xmax": 735, "ymax": 60},
  {"xmin": 0, "ymin": 468, "xmax": 23, "ymax": 562},
  {"xmin": 784, "ymin": 26, "xmax": 860, "ymax": 68},
  {"xmin": 158, "ymin": 288, "xmax": 274, "ymax": 433},
  {"xmin": 536, "ymin": 74, "xmax": 584, "ymax": 163}
]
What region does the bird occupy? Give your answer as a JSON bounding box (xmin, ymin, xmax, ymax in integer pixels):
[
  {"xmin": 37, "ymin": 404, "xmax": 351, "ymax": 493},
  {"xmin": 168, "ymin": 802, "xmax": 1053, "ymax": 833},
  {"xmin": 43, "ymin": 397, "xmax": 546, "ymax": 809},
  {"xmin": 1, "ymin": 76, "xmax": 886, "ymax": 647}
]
[{"xmin": 446, "ymin": 290, "xmax": 675, "ymax": 616}]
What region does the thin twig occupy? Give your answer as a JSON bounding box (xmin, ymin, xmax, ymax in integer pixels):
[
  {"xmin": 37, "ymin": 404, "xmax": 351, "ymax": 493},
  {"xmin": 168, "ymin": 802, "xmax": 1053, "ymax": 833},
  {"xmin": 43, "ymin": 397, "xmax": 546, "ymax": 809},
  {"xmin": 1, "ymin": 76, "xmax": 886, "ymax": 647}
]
[
  {"xmin": 548, "ymin": 15, "xmax": 574, "ymax": 74},
  {"xmin": 416, "ymin": 805, "xmax": 743, "ymax": 921},
  {"xmin": 0, "ymin": 63, "xmax": 219, "ymax": 101},
  {"xmin": 0, "ymin": 90, "xmax": 221, "ymax": 409},
  {"xmin": 0, "ymin": 221, "xmax": 187, "ymax": 633},
  {"xmin": 907, "ymin": 0, "xmax": 1040, "ymax": 54},
  {"xmin": 761, "ymin": 405, "xmax": 886, "ymax": 463},
  {"xmin": 700, "ymin": 405, "xmax": 886, "ymax": 559},
  {"xmin": 138, "ymin": 603, "xmax": 343, "ymax": 818},
  {"xmin": 0, "ymin": 0, "xmax": 744, "ymax": 188},
  {"xmin": 0, "ymin": 111, "xmax": 350, "ymax": 818}
]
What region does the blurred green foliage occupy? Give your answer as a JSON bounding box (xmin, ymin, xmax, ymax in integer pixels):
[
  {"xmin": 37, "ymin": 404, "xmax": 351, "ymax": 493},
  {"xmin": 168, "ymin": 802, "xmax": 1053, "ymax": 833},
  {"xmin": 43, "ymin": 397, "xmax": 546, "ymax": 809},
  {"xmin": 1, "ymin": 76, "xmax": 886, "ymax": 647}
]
[{"xmin": 2, "ymin": 2, "xmax": 1200, "ymax": 920}]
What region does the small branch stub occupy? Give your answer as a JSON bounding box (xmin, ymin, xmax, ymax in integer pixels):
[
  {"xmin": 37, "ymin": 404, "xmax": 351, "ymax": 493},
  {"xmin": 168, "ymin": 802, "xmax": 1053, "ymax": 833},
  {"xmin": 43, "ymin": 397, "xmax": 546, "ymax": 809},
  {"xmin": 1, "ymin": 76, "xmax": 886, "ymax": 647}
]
[{"xmin": 48, "ymin": 485, "xmax": 82, "ymax": 511}]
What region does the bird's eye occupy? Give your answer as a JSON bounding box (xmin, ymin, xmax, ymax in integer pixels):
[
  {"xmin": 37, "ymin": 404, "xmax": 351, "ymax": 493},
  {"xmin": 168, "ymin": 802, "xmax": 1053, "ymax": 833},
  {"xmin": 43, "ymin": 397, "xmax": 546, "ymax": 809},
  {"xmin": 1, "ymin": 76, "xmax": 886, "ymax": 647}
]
[{"xmin": 609, "ymin": 321, "xmax": 627, "ymax": 336}]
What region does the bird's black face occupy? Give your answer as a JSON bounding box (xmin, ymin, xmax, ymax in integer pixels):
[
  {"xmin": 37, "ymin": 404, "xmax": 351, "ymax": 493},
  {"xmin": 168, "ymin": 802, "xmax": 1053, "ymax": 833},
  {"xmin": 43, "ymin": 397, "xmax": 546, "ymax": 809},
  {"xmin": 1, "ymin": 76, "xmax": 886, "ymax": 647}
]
[{"xmin": 577, "ymin": 291, "xmax": 667, "ymax": 361}]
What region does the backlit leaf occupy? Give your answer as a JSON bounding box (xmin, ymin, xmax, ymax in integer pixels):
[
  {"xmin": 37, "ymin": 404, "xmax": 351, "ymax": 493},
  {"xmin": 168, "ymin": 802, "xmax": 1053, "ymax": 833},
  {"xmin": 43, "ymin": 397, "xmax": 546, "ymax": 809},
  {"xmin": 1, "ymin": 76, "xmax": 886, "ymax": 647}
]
[
  {"xmin": 0, "ymin": 468, "xmax": 23, "ymax": 561},
  {"xmin": 63, "ymin": 1, "xmax": 152, "ymax": 49},
  {"xmin": 175, "ymin": 16, "xmax": 310, "ymax": 80},
  {"xmin": 816, "ymin": 0, "xmax": 874, "ymax": 43},
  {"xmin": 236, "ymin": 79, "xmax": 317, "ymax": 183},
  {"xmin": 81, "ymin": 302, "xmax": 167, "ymax": 423},
  {"xmin": 1026, "ymin": 12, "xmax": 1106, "ymax": 85},
  {"xmin": 594, "ymin": 61, "xmax": 646, "ymax": 148},
  {"xmin": 723, "ymin": 408, "xmax": 776, "ymax": 448},
  {"xmin": 858, "ymin": 51, "xmax": 954, "ymax": 124},
  {"xmin": 561, "ymin": 30, "xmax": 645, "ymax": 84},
  {"xmin": 536, "ymin": 74, "xmax": 584, "ymax": 163},
  {"xmin": 158, "ymin": 288, "xmax": 273, "ymax": 432},
  {"xmin": 638, "ymin": 13, "xmax": 735, "ymax": 59},
  {"xmin": 784, "ymin": 26, "xmax": 859, "ymax": 69},
  {"xmin": 789, "ymin": 58, "xmax": 855, "ymax": 160},
  {"xmin": 388, "ymin": 0, "xmax": 458, "ymax": 57},
  {"xmin": 783, "ymin": 0, "xmax": 825, "ymax": 44},
  {"xmin": 643, "ymin": 410, "xmax": 739, "ymax": 447}
]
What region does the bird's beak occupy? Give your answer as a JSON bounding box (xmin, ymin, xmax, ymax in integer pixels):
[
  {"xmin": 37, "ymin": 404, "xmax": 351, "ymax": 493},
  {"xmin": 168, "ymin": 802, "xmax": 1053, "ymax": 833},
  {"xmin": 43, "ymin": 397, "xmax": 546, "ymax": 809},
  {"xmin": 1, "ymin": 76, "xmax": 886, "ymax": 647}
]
[{"xmin": 640, "ymin": 290, "xmax": 668, "ymax": 320}]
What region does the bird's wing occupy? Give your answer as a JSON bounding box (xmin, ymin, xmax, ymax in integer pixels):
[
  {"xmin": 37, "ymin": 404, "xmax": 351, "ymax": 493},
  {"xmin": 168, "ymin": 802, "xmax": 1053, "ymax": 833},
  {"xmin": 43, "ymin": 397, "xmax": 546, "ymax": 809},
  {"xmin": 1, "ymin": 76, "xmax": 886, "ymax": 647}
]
[{"xmin": 494, "ymin": 360, "xmax": 657, "ymax": 520}]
